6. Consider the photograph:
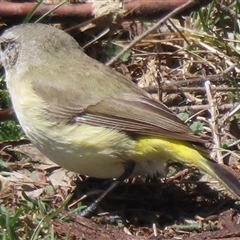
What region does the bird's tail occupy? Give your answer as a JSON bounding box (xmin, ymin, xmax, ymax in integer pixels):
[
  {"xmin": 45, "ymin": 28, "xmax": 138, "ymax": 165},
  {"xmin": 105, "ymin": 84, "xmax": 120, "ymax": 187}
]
[
  {"xmin": 135, "ymin": 137, "xmax": 240, "ymax": 198},
  {"xmin": 199, "ymin": 158, "xmax": 240, "ymax": 198}
]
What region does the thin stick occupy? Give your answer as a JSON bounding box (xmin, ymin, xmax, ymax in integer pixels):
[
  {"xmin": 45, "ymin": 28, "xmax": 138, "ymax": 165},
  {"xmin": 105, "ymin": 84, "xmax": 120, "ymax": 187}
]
[
  {"xmin": 205, "ymin": 80, "xmax": 223, "ymax": 163},
  {"xmin": 106, "ymin": 0, "xmax": 195, "ymax": 66}
]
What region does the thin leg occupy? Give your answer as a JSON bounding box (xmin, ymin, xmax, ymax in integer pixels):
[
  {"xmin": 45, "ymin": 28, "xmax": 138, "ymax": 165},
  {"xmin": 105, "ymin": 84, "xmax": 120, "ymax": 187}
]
[{"xmin": 80, "ymin": 160, "xmax": 136, "ymax": 217}]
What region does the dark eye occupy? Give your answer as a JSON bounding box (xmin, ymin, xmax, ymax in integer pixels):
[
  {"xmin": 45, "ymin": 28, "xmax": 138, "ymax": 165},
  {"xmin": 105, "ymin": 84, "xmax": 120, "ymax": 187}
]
[{"xmin": 0, "ymin": 42, "xmax": 8, "ymax": 51}]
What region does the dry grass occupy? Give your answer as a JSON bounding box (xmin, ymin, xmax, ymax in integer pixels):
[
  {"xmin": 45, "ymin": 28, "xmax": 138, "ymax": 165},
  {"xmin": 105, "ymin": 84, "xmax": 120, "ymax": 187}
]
[{"xmin": 1, "ymin": 0, "xmax": 240, "ymax": 239}]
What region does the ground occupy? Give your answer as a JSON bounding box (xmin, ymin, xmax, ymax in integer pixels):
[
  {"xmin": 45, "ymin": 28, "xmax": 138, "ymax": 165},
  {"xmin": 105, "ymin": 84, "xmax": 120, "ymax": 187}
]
[{"xmin": 0, "ymin": 0, "xmax": 240, "ymax": 239}]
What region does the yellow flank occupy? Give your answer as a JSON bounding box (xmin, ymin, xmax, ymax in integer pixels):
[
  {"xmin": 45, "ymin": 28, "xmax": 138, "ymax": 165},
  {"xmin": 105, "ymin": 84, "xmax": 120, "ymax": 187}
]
[{"xmin": 134, "ymin": 136, "xmax": 212, "ymax": 173}]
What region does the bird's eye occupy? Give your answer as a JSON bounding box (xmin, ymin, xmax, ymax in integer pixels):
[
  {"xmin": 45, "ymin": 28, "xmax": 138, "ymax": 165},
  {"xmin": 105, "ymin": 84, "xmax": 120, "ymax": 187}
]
[
  {"xmin": 0, "ymin": 42, "xmax": 8, "ymax": 51},
  {"xmin": 0, "ymin": 41, "xmax": 19, "ymax": 68}
]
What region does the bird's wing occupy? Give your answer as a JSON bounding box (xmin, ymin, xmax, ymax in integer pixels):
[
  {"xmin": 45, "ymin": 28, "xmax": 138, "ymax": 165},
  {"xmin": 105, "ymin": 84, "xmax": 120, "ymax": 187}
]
[
  {"xmin": 74, "ymin": 92, "xmax": 206, "ymax": 143},
  {"xmin": 32, "ymin": 54, "xmax": 207, "ymax": 144}
]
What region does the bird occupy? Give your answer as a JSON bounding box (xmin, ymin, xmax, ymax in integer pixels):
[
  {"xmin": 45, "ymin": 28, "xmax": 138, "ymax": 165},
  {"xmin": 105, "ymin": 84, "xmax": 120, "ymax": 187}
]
[{"xmin": 0, "ymin": 23, "xmax": 239, "ymax": 215}]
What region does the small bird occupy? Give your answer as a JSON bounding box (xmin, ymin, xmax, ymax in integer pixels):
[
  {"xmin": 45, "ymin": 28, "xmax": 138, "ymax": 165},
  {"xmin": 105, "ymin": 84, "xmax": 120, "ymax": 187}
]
[{"xmin": 0, "ymin": 23, "xmax": 240, "ymax": 214}]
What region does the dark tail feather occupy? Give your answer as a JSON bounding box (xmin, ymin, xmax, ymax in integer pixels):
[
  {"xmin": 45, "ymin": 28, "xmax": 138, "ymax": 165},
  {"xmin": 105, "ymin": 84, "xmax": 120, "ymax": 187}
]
[{"xmin": 206, "ymin": 160, "xmax": 240, "ymax": 198}]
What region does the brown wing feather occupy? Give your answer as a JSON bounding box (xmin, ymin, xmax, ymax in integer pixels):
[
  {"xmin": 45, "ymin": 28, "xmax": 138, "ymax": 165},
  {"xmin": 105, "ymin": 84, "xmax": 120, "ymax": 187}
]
[
  {"xmin": 74, "ymin": 94, "xmax": 206, "ymax": 143},
  {"xmin": 32, "ymin": 50, "xmax": 206, "ymax": 144}
]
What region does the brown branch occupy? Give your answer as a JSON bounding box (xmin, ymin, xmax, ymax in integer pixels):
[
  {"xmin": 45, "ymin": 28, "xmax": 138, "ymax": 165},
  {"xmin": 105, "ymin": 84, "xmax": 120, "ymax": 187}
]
[
  {"xmin": 0, "ymin": 2, "xmax": 92, "ymax": 23},
  {"xmin": 170, "ymin": 75, "xmax": 232, "ymax": 86},
  {"xmin": 143, "ymin": 85, "xmax": 238, "ymax": 94},
  {"xmin": 170, "ymin": 103, "xmax": 235, "ymax": 114},
  {"xmin": 0, "ymin": 108, "xmax": 15, "ymax": 121},
  {"xmin": 0, "ymin": 0, "xmax": 212, "ymax": 23}
]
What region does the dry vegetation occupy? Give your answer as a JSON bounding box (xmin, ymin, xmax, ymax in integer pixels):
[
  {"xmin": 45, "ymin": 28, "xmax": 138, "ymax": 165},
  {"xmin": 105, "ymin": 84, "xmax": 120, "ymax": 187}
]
[{"xmin": 0, "ymin": 0, "xmax": 240, "ymax": 239}]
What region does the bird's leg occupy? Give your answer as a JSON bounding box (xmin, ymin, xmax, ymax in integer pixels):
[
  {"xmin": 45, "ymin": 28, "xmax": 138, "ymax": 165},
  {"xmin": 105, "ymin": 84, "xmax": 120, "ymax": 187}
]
[{"xmin": 79, "ymin": 160, "xmax": 135, "ymax": 217}]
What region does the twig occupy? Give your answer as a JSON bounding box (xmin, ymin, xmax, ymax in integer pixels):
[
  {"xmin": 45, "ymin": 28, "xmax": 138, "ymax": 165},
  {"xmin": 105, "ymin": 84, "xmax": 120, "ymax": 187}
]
[
  {"xmin": 106, "ymin": 0, "xmax": 196, "ymax": 66},
  {"xmin": 169, "ymin": 103, "xmax": 234, "ymax": 114},
  {"xmin": 222, "ymin": 103, "xmax": 240, "ymax": 125},
  {"xmin": 205, "ymin": 80, "xmax": 223, "ymax": 163},
  {"xmin": 143, "ymin": 85, "xmax": 238, "ymax": 94},
  {"xmin": 167, "ymin": 74, "xmax": 233, "ymax": 85}
]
